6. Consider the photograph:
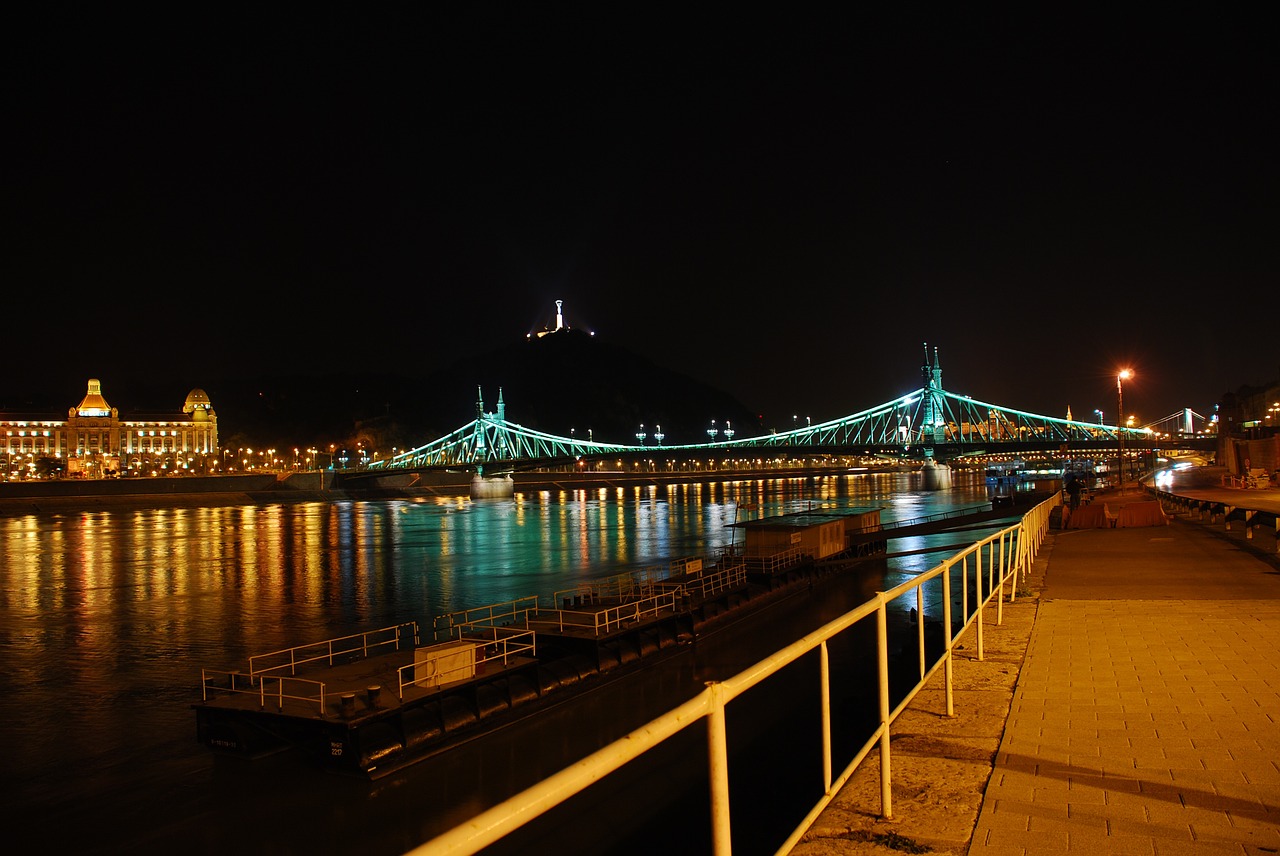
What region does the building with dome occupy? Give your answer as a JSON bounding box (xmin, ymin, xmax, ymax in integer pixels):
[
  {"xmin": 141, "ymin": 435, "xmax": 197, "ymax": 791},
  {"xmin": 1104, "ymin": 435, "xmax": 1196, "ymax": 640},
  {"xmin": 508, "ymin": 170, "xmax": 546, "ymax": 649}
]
[{"xmin": 1, "ymin": 379, "xmax": 218, "ymax": 479}]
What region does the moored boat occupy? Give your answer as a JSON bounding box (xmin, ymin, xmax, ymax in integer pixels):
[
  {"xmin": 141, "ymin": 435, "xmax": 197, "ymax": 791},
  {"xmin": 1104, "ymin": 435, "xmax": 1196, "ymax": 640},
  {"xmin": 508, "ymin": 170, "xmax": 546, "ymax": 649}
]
[{"xmin": 193, "ymin": 506, "xmax": 888, "ymax": 776}]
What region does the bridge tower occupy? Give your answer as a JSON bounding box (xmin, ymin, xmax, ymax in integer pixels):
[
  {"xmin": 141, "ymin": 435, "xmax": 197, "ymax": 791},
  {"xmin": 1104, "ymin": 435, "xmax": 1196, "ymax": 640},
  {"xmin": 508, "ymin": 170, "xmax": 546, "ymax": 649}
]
[
  {"xmin": 470, "ymin": 385, "xmax": 515, "ymax": 499},
  {"xmin": 920, "ymin": 343, "xmax": 947, "ymax": 447},
  {"xmin": 919, "ymin": 344, "xmax": 953, "ymax": 489}
]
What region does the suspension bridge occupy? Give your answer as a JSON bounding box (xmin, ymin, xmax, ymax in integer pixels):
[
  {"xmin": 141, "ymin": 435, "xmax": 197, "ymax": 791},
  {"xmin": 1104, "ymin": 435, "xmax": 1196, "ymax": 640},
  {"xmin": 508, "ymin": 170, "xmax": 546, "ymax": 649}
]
[{"xmin": 364, "ymin": 348, "xmax": 1214, "ymax": 477}]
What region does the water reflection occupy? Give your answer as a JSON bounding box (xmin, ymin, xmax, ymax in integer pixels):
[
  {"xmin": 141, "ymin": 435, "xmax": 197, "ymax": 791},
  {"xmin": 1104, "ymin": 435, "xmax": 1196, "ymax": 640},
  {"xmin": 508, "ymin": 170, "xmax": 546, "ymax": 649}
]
[{"xmin": 1, "ymin": 470, "xmax": 1006, "ymax": 854}]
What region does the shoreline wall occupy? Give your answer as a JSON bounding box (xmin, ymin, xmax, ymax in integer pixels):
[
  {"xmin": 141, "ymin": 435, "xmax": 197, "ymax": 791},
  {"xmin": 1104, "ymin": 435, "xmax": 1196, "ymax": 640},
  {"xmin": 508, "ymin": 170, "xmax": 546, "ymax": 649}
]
[{"xmin": 0, "ymin": 464, "xmax": 954, "ymax": 515}]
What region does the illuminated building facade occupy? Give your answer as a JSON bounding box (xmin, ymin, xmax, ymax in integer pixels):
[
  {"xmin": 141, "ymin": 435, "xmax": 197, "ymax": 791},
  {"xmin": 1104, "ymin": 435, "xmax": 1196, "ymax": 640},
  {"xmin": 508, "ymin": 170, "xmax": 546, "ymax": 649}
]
[{"xmin": 1, "ymin": 379, "xmax": 218, "ymax": 479}]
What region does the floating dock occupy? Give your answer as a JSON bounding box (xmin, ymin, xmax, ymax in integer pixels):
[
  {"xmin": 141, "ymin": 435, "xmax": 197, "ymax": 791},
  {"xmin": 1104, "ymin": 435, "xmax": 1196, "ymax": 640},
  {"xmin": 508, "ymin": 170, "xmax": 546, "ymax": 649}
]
[{"xmin": 195, "ymin": 506, "xmax": 891, "ymax": 776}]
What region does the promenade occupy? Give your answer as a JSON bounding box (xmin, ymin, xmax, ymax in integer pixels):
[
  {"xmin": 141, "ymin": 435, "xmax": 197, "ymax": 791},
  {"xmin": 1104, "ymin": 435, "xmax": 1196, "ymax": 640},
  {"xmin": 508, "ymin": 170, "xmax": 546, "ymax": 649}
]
[{"xmin": 794, "ymin": 466, "xmax": 1280, "ymax": 856}]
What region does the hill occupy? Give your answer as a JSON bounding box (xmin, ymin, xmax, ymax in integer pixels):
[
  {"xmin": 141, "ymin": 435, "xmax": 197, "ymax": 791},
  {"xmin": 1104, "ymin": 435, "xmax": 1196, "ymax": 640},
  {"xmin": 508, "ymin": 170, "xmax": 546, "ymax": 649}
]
[{"xmin": 204, "ymin": 329, "xmax": 765, "ymax": 453}]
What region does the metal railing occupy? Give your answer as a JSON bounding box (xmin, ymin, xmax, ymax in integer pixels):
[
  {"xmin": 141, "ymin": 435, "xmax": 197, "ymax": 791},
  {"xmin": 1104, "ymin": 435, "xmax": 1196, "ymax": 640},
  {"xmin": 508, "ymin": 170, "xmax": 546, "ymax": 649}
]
[
  {"xmin": 413, "ymin": 494, "xmax": 1058, "ymax": 855},
  {"xmin": 247, "ymin": 622, "xmax": 418, "ymax": 678},
  {"xmin": 681, "ymin": 557, "xmax": 748, "ymax": 599},
  {"xmin": 553, "ymin": 557, "xmax": 705, "ymax": 608},
  {"xmin": 740, "ymin": 545, "xmax": 806, "ymax": 574},
  {"xmin": 1147, "ymin": 484, "xmax": 1280, "ymax": 553},
  {"xmin": 876, "ymin": 502, "xmax": 996, "ymax": 531},
  {"xmin": 432, "ymin": 597, "xmax": 539, "ymax": 640},
  {"xmin": 201, "ymin": 622, "xmax": 421, "ymax": 715},
  {"xmin": 527, "ymin": 589, "xmax": 682, "ymax": 636},
  {"xmin": 397, "ymin": 625, "xmax": 538, "ymax": 698},
  {"xmin": 199, "ymin": 667, "xmax": 330, "ymax": 715}
]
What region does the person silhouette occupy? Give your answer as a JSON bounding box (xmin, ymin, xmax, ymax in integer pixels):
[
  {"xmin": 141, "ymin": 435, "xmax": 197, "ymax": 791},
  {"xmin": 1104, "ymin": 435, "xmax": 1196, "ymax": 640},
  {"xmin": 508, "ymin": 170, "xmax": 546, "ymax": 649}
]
[{"xmin": 1065, "ymin": 473, "xmax": 1082, "ymax": 510}]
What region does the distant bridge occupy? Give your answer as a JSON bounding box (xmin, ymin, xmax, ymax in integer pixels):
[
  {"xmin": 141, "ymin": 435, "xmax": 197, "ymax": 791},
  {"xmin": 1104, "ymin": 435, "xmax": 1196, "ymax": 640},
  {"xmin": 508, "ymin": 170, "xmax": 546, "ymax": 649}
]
[{"xmin": 365, "ymin": 347, "xmax": 1215, "ymax": 474}]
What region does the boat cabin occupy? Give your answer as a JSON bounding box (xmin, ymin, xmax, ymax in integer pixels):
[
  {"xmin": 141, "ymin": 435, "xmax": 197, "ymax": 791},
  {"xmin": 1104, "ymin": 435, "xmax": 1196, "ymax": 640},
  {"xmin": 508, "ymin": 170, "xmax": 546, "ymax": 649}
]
[{"xmin": 734, "ymin": 506, "xmax": 883, "ymax": 562}]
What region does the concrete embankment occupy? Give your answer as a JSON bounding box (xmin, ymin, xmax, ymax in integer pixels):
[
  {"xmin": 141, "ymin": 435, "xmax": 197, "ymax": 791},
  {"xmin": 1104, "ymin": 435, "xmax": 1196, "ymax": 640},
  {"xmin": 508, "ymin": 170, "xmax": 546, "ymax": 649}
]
[
  {"xmin": 0, "ymin": 472, "xmax": 345, "ymax": 515},
  {"xmin": 0, "ymin": 463, "xmax": 940, "ymax": 515}
]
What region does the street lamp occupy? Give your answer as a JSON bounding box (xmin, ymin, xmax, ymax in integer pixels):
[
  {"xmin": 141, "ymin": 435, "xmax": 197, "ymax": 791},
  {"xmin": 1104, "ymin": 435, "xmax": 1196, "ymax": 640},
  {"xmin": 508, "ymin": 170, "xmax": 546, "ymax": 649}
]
[{"xmin": 1116, "ymin": 369, "xmax": 1132, "ymax": 488}]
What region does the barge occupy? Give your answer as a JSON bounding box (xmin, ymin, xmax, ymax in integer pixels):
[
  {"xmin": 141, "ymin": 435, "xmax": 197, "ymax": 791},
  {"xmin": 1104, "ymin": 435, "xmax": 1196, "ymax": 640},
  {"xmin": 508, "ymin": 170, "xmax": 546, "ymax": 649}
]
[{"xmin": 194, "ymin": 506, "xmax": 889, "ymax": 777}]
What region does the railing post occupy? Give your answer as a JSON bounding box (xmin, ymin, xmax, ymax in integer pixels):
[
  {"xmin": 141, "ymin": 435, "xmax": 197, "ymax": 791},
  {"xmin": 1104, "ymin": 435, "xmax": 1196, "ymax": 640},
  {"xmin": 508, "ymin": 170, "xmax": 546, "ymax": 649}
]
[
  {"xmin": 997, "ymin": 534, "xmax": 1009, "ymax": 618},
  {"xmin": 995, "ymin": 533, "xmax": 1005, "ymax": 623},
  {"xmin": 875, "ymin": 594, "xmax": 893, "ymax": 820},
  {"xmin": 705, "ymin": 681, "xmax": 733, "ymax": 856},
  {"xmin": 942, "ymin": 562, "xmax": 954, "ymax": 718},
  {"xmin": 915, "ymin": 587, "xmax": 926, "ymax": 679},
  {"xmin": 819, "ymin": 641, "xmax": 832, "ymax": 792},
  {"xmin": 975, "ymin": 547, "xmax": 984, "ymax": 661}
]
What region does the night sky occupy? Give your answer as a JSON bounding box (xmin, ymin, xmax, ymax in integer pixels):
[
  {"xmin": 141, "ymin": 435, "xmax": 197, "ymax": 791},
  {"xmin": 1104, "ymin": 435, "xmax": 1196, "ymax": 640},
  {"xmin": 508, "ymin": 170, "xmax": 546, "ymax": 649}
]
[{"xmin": 7, "ymin": 7, "xmax": 1277, "ymax": 432}]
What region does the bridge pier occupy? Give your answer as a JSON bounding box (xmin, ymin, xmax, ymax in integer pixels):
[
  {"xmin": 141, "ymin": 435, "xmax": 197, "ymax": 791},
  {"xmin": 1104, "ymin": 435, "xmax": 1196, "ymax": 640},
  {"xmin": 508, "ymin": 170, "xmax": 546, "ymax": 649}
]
[
  {"xmin": 470, "ymin": 474, "xmax": 514, "ymax": 500},
  {"xmin": 920, "ymin": 460, "xmax": 953, "ymax": 490}
]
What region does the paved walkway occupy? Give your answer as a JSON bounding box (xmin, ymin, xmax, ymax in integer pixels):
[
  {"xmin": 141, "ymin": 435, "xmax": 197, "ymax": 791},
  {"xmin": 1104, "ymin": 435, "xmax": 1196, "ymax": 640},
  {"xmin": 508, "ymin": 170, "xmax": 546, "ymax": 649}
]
[
  {"xmin": 975, "ymin": 468, "xmax": 1280, "ymax": 855},
  {"xmin": 795, "ymin": 467, "xmax": 1280, "ymax": 856}
]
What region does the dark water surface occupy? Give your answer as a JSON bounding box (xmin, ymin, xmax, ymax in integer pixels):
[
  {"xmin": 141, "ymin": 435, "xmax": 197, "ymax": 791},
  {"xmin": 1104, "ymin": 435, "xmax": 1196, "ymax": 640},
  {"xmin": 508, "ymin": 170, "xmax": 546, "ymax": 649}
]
[{"xmin": 1, "ymin": 471, "xmax": 1011, "ymax": 854}]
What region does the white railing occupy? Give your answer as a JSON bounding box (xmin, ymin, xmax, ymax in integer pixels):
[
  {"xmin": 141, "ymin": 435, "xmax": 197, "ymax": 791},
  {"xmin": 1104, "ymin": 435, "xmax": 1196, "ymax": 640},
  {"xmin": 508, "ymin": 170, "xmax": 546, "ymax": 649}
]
[
  {"xmin": 682, "ymin": 557, "xmax": 748, "ymax": 599},
  {"xmin": 397, "ymin": 625, "xmax": 538, "ymax": 699},
  {"xmin": 528, "ymin": 589, "xmax": 682, "ymax": 636},
  {"xmin": 553, "ymin": 557, "xmax": 699, "ymax": 607},
  {"xmin": 412, "ymin": 494, "xmax": 1058, "ymax": 856},
  {"xmin": 741, "ymin": 545, "xmax": 806, "ymax": 574},
  {"xmin": 199, "ymin": 668, "xmax": 330, "ymax": 714},
  {"xmin": 248, "ymin": 622, "xmax": 418, "ymax": 678},
  {"xmin": 432, "ymin": 597, "xmax": 539, "ymax": 640},
  {"xmin": 1147, "ymin": 484, "xmax": 1280, "ymax": 553}
]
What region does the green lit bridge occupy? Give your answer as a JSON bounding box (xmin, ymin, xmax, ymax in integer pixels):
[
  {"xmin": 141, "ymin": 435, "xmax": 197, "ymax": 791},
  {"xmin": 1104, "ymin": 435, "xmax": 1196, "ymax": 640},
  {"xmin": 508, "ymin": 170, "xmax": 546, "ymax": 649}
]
[{"xmin": 365, "ymin": 348, "xmax": 1215, "ymax": 475}]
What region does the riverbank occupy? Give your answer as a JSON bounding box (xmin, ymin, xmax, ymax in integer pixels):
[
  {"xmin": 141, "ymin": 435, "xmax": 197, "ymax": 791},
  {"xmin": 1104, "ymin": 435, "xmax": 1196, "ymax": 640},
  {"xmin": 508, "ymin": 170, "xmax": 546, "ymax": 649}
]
[
  {"xmin": 0, "ymin": 472, "xmax": 334, "ymax": 515},
  {"xmin": 0, "ymin": 463, "xmax": 934, "ymax": 515}
]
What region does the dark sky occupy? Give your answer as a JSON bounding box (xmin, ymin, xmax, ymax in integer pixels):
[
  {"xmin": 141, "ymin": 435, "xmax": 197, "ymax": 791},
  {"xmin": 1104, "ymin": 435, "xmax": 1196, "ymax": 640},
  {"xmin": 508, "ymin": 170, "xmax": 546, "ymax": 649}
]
[{"xmin": 6, "ymin": 7, "xmax": 1277, "ymax": 432}]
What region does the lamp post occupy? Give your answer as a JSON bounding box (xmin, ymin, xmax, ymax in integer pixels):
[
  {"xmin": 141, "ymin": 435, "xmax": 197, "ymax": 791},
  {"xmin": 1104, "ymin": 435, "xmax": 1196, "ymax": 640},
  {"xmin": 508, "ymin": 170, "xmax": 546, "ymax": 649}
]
[{"xmin": 1116, "ymin": 369, "xmax": 1132, "ymax": 488}]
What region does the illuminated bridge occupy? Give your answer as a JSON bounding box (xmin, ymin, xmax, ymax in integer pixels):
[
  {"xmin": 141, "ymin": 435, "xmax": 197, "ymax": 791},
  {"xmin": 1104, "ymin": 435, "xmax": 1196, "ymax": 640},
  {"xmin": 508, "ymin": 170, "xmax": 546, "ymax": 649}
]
[{"xmin": 366, "ymin": 348, "xmax": 1215, "ymax": 475}]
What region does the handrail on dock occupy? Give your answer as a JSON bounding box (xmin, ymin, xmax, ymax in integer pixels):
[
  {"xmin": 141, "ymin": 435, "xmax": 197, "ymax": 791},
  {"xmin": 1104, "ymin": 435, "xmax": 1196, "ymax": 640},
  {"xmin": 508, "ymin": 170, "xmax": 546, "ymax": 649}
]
[
  {"xmin": 433, "ymin": 597, "xmax": 539, "ymax": 640},
  {"xmin": 398, "ymin": 625, "xmax": 538, "ymax": 700},
  {"xmin": 248, "ymin": 622, "xmax": 419, "ymax": 679},
  {"xmin": 529, "ymin": 589, "xmax": 682, "ymax": 636},
  {"xmin": 200, "ymin": 668, "xmax": 329, "ymax": 715},
  {"xmin": 738, "ymin": 544, "xmax": 806, "ymax": 574},
  {"xmin": 552, "ymin": 557, "xmax": 702, "ymax": 608},
  {"xmin": 682, "ymin": 557, "xmax": 747, "ymax": 598},
  {"xmin": 878, "ymin": 502, "xmax": 1002, "ymax": 531}
]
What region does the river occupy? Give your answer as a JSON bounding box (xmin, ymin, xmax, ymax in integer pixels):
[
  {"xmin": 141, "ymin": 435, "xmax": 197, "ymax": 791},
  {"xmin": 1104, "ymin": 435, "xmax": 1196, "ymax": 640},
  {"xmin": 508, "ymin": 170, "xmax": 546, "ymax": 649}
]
[{"xmin": 1, "ymin": 469, "xmax": 1019, "ymax": 855}]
